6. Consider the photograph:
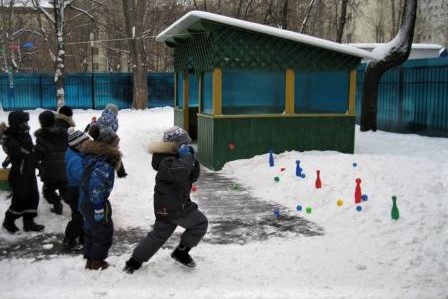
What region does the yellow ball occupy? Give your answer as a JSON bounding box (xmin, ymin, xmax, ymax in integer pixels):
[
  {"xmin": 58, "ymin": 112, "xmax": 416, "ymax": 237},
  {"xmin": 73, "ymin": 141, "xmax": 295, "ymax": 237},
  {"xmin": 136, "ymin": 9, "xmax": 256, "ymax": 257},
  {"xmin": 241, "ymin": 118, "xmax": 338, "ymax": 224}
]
[{"xmin": 337, "ymin": 199, "xmax": 343, "ymax": 207}]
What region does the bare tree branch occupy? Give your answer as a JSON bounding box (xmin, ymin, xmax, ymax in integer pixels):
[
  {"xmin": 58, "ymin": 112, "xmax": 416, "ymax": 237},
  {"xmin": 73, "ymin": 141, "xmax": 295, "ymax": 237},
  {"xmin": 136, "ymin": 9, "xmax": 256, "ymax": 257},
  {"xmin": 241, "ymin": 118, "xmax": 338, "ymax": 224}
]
[{"xmin": 300, "ymin": 0, "xmax": 316, "ymax": 34}]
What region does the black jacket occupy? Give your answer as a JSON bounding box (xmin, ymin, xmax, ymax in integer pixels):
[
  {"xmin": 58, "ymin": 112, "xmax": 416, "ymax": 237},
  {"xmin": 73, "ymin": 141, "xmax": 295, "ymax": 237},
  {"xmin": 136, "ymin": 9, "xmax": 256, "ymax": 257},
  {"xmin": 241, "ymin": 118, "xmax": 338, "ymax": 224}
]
[
  {"xmin": 150, "ymin": 141, "xmax": 200, "ymax": 220},
  {"xmin": 3, "ymin": 126, "xmax": 35, "ymax": 175},
  {"xmin": 3, "ymin": 126, "xmax": 39, "ymax": 202},
  {"xmin": 54, "ymin": 114, "xmax": 75, "ymax": 130},
  {"xmin": 34, "ymin": 126, "xmax": 68, "ymax": 182}
]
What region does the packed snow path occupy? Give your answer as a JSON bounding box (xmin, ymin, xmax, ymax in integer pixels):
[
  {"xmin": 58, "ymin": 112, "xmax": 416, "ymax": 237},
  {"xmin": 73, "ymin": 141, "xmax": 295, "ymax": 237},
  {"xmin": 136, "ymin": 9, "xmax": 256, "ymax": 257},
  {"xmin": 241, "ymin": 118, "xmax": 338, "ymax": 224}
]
[{"xmin": 0, "ymin": 169, "xmax": 323, "ymax": 261}]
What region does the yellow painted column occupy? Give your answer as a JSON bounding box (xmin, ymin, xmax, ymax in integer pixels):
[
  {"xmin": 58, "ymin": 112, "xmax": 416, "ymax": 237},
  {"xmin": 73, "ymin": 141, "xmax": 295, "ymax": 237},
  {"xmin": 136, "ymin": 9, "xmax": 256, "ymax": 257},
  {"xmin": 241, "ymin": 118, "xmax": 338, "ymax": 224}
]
[
  {"xmin": 183, "ymin": 72, "xmax": 190, "ymax": 130},
  {"xmin": 212, "ymin": 68, "xmax": 222, "ymax": 116},
  {"xmin": 348, "ymin": 69, "xmax": 357, "ymax": 116},
  {"xmin": 285, "ymin": 68, "xmax": 295, "ymax": 115}
]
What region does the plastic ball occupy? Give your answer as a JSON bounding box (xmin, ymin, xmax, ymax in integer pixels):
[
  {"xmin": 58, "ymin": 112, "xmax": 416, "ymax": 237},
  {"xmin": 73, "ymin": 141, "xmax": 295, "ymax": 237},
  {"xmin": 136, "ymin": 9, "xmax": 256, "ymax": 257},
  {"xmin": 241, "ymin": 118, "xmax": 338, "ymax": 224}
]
[
  {"xmin": 296, "ymin": 205, "xmax": 302, "ymax": 211},
  {"xmin": 228, "ymin": 143, "xmax": 236, "ymax": 151},
  {"xmin": 300, "ymin": 174, "xmax": 306, "ymax": 178},
  {"xmin": 353, "ymin": 162, "xmax": 357, "ymax": 167},
  {"xmin": 306, "ymin": 207, "xmax": 312, "ymax": 214},
  {"xmin": 274, "ymin": 176, "xmax": 280, "ymax": 182},
  {"xmin": 337, "ymin": 199, "xmax": 343, "ymax": 207},
  {"xmin": 362, "ymin": 194, "xmax": 368, "ymax": 201},
  {"xmin": 232, "ymin": 183, "xmax": 239, "ymax": 190},
  {"xmin": 356, "ymin": 206, "xmax": 362, "ymax": 212}
]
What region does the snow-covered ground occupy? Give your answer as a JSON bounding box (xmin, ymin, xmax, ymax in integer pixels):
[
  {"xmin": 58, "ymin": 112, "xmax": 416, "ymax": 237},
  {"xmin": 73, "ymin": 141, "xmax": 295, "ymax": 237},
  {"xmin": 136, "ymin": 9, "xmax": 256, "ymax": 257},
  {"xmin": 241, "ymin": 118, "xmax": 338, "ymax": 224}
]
[{"xmin": 0, "ymin": 107, "xmax": 447, "ymax": 299}]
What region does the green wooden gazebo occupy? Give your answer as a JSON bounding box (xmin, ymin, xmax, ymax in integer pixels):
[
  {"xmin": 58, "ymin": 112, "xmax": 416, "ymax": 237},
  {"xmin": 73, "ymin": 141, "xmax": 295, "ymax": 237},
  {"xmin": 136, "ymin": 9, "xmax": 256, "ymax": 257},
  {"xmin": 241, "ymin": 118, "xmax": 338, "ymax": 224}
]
[{"xmin": 157, "ymin": 11, "xmax": 377, "ymax": 170}]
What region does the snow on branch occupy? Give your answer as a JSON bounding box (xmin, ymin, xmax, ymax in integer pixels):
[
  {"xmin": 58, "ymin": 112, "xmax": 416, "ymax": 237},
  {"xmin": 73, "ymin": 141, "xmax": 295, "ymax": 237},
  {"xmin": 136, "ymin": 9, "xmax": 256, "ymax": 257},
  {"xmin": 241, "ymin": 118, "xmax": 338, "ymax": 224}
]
[
  {"xmin": 67, "ymin": 5, "xmax": 95, "ymax": 20},
  {"xmin": 32, "ymin": 0, "xmax": 56, "ymax": 24}
]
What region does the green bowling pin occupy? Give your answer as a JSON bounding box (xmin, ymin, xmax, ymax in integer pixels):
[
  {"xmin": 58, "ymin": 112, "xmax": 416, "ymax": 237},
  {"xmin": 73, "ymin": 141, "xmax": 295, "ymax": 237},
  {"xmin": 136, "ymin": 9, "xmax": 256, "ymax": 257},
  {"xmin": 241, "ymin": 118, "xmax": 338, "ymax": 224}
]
[{"xmin": 391, "ymin": 196, "xmax": 399, "ymax": 220}]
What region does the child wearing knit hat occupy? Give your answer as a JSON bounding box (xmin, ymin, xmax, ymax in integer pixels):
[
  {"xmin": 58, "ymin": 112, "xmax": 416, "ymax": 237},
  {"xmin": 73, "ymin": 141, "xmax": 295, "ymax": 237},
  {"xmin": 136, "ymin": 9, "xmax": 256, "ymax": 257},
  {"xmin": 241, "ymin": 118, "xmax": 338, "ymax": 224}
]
[{"xmin": 63, "ymin": 130, "xmax": 91, "ymax": 251}]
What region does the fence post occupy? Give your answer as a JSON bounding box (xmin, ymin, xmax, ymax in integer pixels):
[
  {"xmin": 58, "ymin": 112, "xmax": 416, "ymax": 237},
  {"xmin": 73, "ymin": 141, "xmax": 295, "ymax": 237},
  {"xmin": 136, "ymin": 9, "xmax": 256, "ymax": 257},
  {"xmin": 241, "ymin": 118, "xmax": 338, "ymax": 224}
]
[
  {"xmin": 397, "ymin": 66, "xmax": 404, "ymax": 130},
  {"xmin": 91, "ymin": 73, "xmax": 95, "ymax": 109},
  {"xmin": 39, "ymin": 75, "xmax": 43, "ymax": 108}
]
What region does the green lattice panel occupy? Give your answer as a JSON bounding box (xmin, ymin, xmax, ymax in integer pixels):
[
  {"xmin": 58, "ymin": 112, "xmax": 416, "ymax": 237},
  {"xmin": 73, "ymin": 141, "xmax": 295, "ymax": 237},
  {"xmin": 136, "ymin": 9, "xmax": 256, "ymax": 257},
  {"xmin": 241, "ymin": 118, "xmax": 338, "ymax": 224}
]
[{"xmin": 172, "ymin": 20, "xmax": 361, "ymax": 73}]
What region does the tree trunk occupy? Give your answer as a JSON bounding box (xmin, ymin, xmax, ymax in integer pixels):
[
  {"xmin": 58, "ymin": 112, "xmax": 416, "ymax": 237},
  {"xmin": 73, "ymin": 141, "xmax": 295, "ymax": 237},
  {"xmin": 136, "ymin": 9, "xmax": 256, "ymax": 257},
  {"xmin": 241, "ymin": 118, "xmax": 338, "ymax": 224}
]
[
  {"xmin": 300, "ymin": 0, "xmax": 316, "ymax": 34},
  {"xmin": 336, "ymin": 0, "xmax": 349, "ymax": 43},
  {"xmin": 54, "ymin": 1, "xmax": 65, "ymax": 108},
  {"xmin": 281, "ymin": 0, "xmax": 289, "ymax": 29},
  {"xmin": 122, "ymin": 0, "xmax": 148, "ymax": 110},
  {"xmin": 360, "ymin": 0, "xmax": 417, "ymax": 131}
]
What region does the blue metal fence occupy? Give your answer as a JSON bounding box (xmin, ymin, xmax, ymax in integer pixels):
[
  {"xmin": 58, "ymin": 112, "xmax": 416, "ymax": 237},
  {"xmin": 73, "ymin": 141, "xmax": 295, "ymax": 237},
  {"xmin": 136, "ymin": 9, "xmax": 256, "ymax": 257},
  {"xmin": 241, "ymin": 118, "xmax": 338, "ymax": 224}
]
[
  {"xmin": 0, "ymin": 72, "xmax": 174, "ymax": 110},
  {"xmin": 356, "ymin": 58, "xmax": 448, "ymax": 137},
  {"xmin": 2, "ymin": 62, "xmax": 447, "ymax": 138}
]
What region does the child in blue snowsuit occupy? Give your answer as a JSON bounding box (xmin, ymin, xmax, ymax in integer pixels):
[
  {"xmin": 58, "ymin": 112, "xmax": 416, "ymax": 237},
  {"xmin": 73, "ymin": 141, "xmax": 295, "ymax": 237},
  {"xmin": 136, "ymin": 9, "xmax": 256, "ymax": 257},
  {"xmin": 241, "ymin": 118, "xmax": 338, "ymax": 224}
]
[
  {"xmin": 63, "ymin": 130, "xmax": 91, "ymax": 250},
  {"xmin": 80, "ymin": 126, "xmax": 122, "ymax": 270}
]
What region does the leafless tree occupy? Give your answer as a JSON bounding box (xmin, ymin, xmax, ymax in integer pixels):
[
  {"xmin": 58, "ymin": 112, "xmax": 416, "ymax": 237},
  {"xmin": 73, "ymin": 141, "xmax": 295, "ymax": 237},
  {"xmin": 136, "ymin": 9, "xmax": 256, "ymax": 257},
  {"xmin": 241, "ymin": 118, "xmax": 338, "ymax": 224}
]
[
  {"xmin": 122, "ymin": 0, "xmax": 148, "ymax": 109},
  {"xmin": 335, "ymin": 0, "xmax": 349, "ymax": 42},
  {"xmin": 300, "ymin": 0, "xmax": 316, "ymax": 33},
  {"xmin": 32, "ymin": 0, "xmax": 98, "ymax": 107},
  {"xmin": 360, "ymin": 0, "xmax": 417, "ymax": 131},
  {"xmin": 0, "ymin": 1, "xmax": 48, "ymax": 73}
]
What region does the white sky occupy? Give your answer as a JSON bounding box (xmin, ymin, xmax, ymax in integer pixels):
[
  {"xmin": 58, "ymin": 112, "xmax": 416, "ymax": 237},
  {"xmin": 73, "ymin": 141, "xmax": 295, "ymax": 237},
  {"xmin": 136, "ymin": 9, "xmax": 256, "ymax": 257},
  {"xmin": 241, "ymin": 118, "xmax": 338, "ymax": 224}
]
[{"xmin": 0, "ymin": 107, "xmax": 447, "ymax": 299}]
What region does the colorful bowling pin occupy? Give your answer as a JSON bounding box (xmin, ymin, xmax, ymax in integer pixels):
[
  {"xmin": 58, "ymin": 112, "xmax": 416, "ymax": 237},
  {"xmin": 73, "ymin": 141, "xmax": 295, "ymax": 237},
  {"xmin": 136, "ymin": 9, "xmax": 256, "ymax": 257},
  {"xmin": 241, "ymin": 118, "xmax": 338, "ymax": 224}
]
[
  {"xmin": 391, "ymin": 196, "xmax": 400, "ymax": 220},
  {"xmin": 354, "ymin": 178, "xmax": 362, "ymax": 204},
  {"xmin": 269, "ymin": 150, "xmax": 274, "ymax": 167},
  {"xmin": 295, "ymin": 160, "xmax": 302, "ymax": 177},
  {"xmin": 315, "ymin": 170, "xmax": 322, "ymax": 189}
]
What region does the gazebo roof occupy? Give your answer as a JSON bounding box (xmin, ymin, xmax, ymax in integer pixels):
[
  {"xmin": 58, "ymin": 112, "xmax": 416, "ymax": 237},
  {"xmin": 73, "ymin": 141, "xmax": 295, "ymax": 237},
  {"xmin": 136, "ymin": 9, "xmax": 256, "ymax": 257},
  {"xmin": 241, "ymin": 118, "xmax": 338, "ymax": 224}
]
[{"xmin": 157, "ymin": 11, "xmax": 379, "ymax": 61}]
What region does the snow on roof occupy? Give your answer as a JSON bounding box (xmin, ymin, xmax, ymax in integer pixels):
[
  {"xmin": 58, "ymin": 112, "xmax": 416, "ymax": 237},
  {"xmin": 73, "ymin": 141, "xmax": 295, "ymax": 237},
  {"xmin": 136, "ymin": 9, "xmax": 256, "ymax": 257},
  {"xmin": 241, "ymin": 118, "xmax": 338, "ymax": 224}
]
[
  {"xmin": 349, "ymin": 43, "xmax": 443, "ymax": 50},
  {"xmin": 157, "ymin": 10, "xmax": 379, "ymax": 61}
]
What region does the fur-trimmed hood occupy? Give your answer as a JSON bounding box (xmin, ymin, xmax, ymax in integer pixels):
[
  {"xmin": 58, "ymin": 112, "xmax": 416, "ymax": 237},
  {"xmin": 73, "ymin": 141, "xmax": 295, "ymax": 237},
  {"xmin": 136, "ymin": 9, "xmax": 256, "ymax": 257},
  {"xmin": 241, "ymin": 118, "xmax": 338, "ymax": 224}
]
[
  {"xmin": 34, "ymin": 126, "xmax": 67, "ymax": 140},
  {"xmin": 82, "ymin": 139, "xmax": 122, "ymax": 169},
  {"xmin": 148, "ymin": 141, "xmax": 178, "ymax": 155},
  {"xmin": 55, "ymin": 113, "xmax": 75, "ymax": 127}
]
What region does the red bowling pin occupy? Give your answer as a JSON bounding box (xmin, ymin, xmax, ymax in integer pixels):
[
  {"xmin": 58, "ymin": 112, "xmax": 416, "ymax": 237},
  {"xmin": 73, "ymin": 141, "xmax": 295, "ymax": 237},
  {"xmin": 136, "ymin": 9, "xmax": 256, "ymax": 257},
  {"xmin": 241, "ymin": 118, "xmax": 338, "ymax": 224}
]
[
  {"xmin": 354, "ymin": 178, "xmax": 362, "ymax": 203},
  {"xmin": 315, "ymin": 170, "xmax": 322, "ymax": 189}
]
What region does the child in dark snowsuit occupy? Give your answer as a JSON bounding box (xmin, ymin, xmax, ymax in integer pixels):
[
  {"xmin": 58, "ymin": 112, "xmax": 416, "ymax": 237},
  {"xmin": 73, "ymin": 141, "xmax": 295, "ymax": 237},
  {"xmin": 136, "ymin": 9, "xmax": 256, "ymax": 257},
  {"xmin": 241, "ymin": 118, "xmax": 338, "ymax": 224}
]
[
  {"xmin": 124, "ymin": 126, "xmax": 208, "ymax": 273},
  {"xmin": 2, "ymin": 111, "xmax": 44, "ymax": 233},
  {"xmin": 63, "ymin": 130, "xmax": 91, "ymax": 250},
  {"xmin": 34, "ymin": 110, "xmax": 69, "ymax": 215},
  {"xmin": 80, "ymin": 126, "xmax": 122, "ymax": 270},
  {"xmin": 54, "ymin": 105, "xmax": 75, "ymax": 131}
]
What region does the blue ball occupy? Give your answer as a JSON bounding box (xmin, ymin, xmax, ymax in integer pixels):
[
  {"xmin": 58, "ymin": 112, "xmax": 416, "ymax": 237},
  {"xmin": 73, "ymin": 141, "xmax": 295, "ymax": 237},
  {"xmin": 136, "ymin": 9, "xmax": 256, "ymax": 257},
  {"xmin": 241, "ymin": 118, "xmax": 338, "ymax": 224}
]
[
  {"xmin": 296, "ymin": 205, "xmax": 302, "ymax": 211},
  {"xmin": 362, "ymin": 194, "xmax": 368, "ymax": 201},
  {"xmin": 353, "ymin": 162, "xmax": 357, "ymax": 167},
  {"xmin": 301, "ymin": 174, "xmax": 306, "ymax": 178},
  {"xmin": 356, "ymin": 206, "xmax": 362, "ymax": 212}
]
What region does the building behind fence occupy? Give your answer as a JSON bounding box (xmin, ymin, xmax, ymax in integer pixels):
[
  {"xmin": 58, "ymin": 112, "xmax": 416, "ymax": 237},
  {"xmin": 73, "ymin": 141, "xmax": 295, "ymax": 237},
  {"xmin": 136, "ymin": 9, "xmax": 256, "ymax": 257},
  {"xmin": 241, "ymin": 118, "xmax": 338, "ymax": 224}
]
[
  {"xmin": 0, "ymin": 59, "xmax": 447, "ymax": 138},
  {"xmin": 0, "ymin": 72, "xmax": 174, "ymax": 110}
]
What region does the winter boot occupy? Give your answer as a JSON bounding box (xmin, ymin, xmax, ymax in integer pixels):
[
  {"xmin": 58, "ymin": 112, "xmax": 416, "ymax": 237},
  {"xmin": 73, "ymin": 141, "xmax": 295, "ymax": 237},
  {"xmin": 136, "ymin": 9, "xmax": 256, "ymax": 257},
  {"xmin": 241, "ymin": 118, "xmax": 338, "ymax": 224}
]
[
  {"xmin": 124, "ymin": 257, "xmax": 142, "ymax": 274},
  {"xmin": 23, "ymin": 220, "xmax": 45, "ymax": 232},
  {"xmin": 51, "ymin": 201, "xmax": 63, "ymax": 215},
  {"xmin": 87, "ymin": 260, "xmax": 109, "ymax": 270},
  {"xmin": 63, "ymin": 236, "xmax": 81, "ymax": 251},
  {"xmin": 3, "ymin": 215, "xmax": 19, "ymax": 234},
  {"xmin": 171, "ymin": 244, "xmax": 196, "ymax": 268}
]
